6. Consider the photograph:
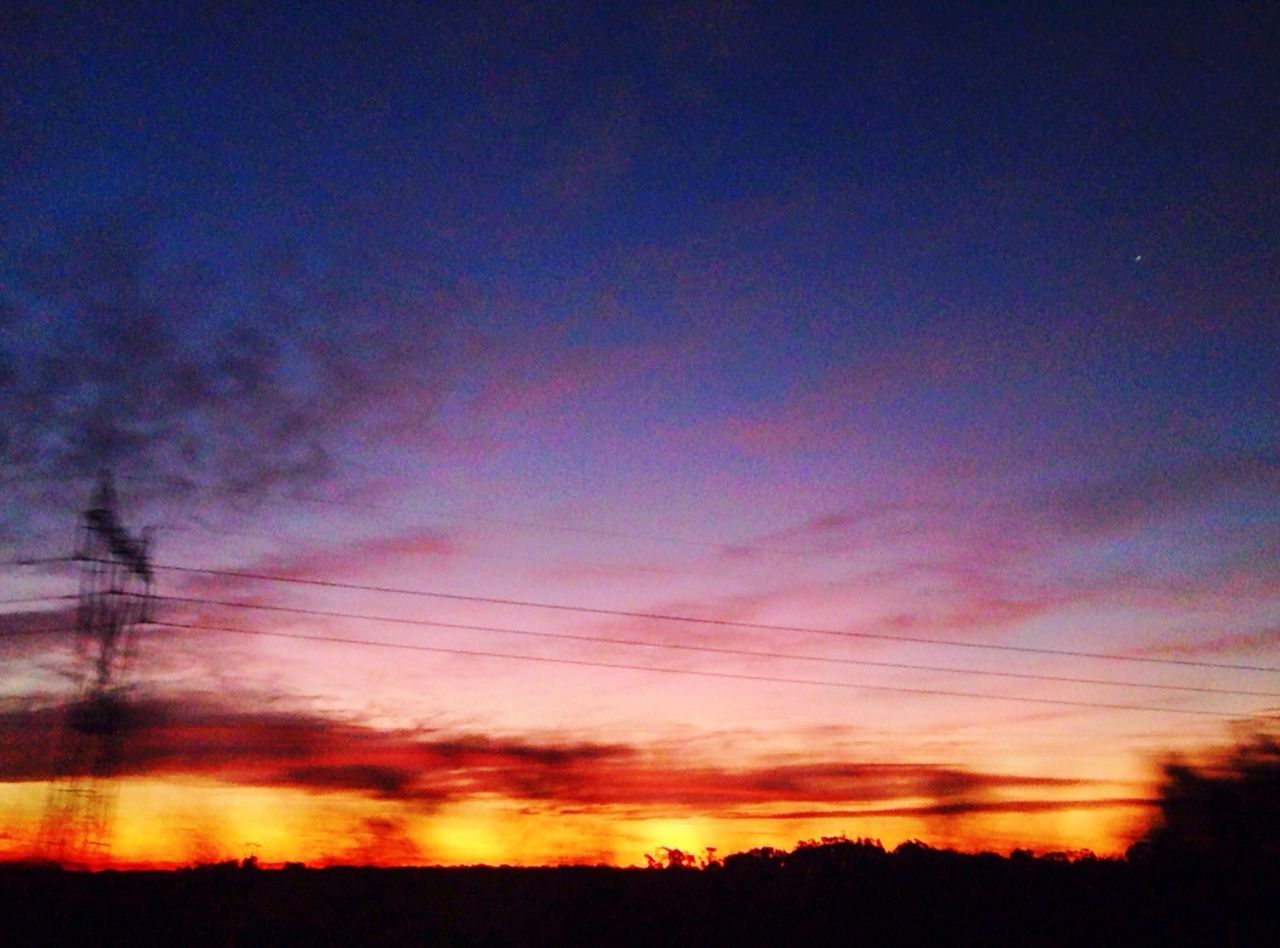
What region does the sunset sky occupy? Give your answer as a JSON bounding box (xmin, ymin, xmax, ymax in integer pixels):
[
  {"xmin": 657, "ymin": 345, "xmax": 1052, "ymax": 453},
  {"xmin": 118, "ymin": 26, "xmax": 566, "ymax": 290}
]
[{"xmin": 2, "ymin": 2, "xmax": 1278, "ymax": 867}]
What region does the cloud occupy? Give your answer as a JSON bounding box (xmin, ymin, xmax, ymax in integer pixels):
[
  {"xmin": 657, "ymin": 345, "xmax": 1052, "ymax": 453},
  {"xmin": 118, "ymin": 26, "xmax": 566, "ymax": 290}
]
[
  {"xmin": 147, "ymin": 527, "xmax": 462, "ymax": 622},
  {"xmin": 328, "ymin": 815, "xmax": 425, "ymax": 867},
  {"xmin": 1050, "ymin": 453, "xmax": 1280, "ymax": 536},
  {"xmin": 877, "ymin": 592, "xmax": 1065, "ymax": 639},
  {"xmin": 635, "ymin": 509, "xmax": 1076, "ymax": 646},
  {"xmin": 1128, "ymin": 625, "xmax": 1280, "ymax": 661},
  {"xmin": 700, "ymin": 317, "xmax": 1001, "ymax": 461},
  {"xmin": 0, "ymin": 213, "xmax": 459, "ymax": 529},
  {"xmin": 240, "ymin": 529, "xmax": 459, "ymax": 583},
  {"xmin": 603, "ymin": 761, "xmax": 1084, "ymax": 810},
  {"xmin": 0, "ymin": 698, "xmax": 633, "ymax": 806},
  {"xmin": 283, "ymin": 764, "xmax": 425, "ymax": 798},
  {"xmin": 726, "ymin": 501, "xmax": 1055, "ymax": 570},
  {"xmin": 708, "ymin": 449, "xmax": 1280, "ymax": 645},
  {"xmin": 0, "ymin": 606, "xmax": 76, "ymax": 662},
  {"xmin": 739, "ymin": 798, "xmax": 1156, "ymax": 820},
  {"xmin": 0, "ymin": 696, "xmax": 1104, "ymax": 818},
  {"xmin": 467, "ymin": 335, "xmax": 680, "ymax": 434},
  {"xmin": 0, "ymin": 606, "xmax": 73, "ymax": 639}
]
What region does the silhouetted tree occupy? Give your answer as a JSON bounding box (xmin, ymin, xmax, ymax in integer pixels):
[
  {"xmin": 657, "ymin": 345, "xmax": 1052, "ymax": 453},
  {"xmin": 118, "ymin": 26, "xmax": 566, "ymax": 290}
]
[
  {"xmin": 721, "ymin": 846, "xmax": 786, "ymax": 877},
  {"xmin": 643, "ymin": 846, "xmax": 699, "ymax": 869},
  {"xmin": 1144, "ymin": 733, "xmax": 1280, "ymax": 869}
]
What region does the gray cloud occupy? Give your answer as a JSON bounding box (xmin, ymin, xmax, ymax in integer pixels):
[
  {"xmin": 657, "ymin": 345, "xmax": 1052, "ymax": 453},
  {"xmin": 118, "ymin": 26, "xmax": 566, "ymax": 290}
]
[
  {"xmin": 0, "ymin": 212, "xmax": 459, "ymax": 533},
  {"xmin": 1051, "ymin": 453, "xmax": 1280, "ymax": 536}
]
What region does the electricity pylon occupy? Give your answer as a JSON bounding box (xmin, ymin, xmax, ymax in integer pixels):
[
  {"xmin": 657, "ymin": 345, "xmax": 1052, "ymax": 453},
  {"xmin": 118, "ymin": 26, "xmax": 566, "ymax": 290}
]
[{"xmin": 35, "ymin": 472, "xmax": 153, "ymax": 866}]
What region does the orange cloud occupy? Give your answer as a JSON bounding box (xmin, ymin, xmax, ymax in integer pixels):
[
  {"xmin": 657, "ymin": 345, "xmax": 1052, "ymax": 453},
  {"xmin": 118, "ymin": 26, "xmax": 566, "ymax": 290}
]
[{"xmin": 1, "ymin": 697, "xmax": 1106, "ymax": 817}]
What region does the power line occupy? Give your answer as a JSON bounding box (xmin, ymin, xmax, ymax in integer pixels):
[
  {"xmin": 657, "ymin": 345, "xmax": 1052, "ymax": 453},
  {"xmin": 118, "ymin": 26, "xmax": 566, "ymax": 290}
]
[
  {"xmin": 149, "ymin": 619, "xmax": 1263, "ymax": 719},
  {"xmin": 58, "ymin": 473, "xmax": 1273, "ymax": 610},
  {"xmin": 160, "ymin": 595, "xmax": 1280, "ymax": 699},
  {"xmin": 129, "ymin": 473, "xmax": 871, "ymax": 580},
  {"xmin": 0, "ymin": 556, "xmax": 76, "ymax": 568},
  {"xmin": 146, "ymin": 478, "xmax": 1256, "ymax": 598},
  {"xmin": 151, "ymin": 563, "xmax": 1280, "ymax": 675},
  {"xmin": 0, "ymin": 594, "xmax": 77, "ymax": 606}
]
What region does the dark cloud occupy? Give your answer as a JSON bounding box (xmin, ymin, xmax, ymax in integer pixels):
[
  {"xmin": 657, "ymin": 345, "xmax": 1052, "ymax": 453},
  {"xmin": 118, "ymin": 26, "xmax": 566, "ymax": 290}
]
[
  {"xmin": 0, "ymin": 212, "xmax": 458, "ymax": 531},
  {"xmin": 0, "ymin": 695, "xmax": 1105, "ymax": 817},
  {"xmin": 0, "ymin": 697, "xmax": 634, "ymax": 805},
  {"xmin": 1052, "ymin": 453, "xmax": 1280, "ymax": 536},
  {"xmin": 0, "ymin": 606, "xmax": 73, "ymax": 638},
  {"xmin": 284, "ymin": 764, "xmax": 426, "ymax": 798},
  {"xmin": 328, "ymin": 815, "xmax": 425, "ymax": 867},
  {"xmin": 742, "ymin": 798, "xmax": 1155, "ymax": 821},
  {"xmin": 428, "ymin": 735, "xmax": 631, "ymax": 767},
  {"xmin": 0, "ymin": 606, "xmax": 76, "ymax": 662},
  {"xmin": 686, "ymin": 762, "xmax": 1081, "ymax": 809}
]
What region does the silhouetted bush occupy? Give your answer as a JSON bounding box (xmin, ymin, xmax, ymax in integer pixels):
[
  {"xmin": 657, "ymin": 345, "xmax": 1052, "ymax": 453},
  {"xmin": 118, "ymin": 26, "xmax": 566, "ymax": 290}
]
[
  {"xmin": 4, "ymin": 831, "xmax": 1278, "ymax": 944},
  {"xmin": 1145, "ymin": 733, "xmax": 1280, "ymax": 870}
]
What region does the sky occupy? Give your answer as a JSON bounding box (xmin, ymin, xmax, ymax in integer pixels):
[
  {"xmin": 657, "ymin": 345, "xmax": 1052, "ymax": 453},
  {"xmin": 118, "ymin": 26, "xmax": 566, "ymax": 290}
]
[{"xmin": 1, "ymin": 1, "xmax": 1278, "ymax": 867}]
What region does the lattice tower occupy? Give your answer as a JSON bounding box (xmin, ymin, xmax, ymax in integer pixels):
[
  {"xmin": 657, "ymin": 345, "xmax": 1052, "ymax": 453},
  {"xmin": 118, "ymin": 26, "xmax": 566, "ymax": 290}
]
[{"xmin": 35, "ymin": 474, "xmax": 153, "ymax": 866}]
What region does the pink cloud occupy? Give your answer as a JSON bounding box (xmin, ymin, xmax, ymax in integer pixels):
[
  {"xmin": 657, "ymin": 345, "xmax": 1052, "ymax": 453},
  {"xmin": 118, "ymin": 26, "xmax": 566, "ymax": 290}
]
[
  {"xmin": 1127, "ymin": 625, "xmax": 1280, "ymax": 661},
  {"xmin": 169, "ymin": 528, "xmax": 458, "ymax": 596}
]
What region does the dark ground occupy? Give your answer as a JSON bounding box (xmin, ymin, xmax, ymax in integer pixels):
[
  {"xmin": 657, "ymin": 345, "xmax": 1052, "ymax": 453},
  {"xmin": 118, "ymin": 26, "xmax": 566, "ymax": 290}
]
[{"xmin": 3, "ymin": 844, "xmax": 1277, "ymax": 947}]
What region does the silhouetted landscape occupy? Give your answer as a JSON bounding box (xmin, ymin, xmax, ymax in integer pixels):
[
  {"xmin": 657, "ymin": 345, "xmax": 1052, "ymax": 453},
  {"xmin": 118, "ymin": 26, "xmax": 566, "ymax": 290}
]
[
  {"xmin": 5, "ymin": 839, "xmax": 1277, "ymax": 946},
  {"xmin": 6, "ymin": 739, "xmax": 1279, "ymax": 945}
]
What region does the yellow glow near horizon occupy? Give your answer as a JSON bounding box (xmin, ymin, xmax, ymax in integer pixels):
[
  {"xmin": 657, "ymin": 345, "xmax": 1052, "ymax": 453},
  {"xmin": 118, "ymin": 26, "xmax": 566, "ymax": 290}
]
[{"xmin": 0, "ymin": 784, "xmax": 1153, "ymax": 869}]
